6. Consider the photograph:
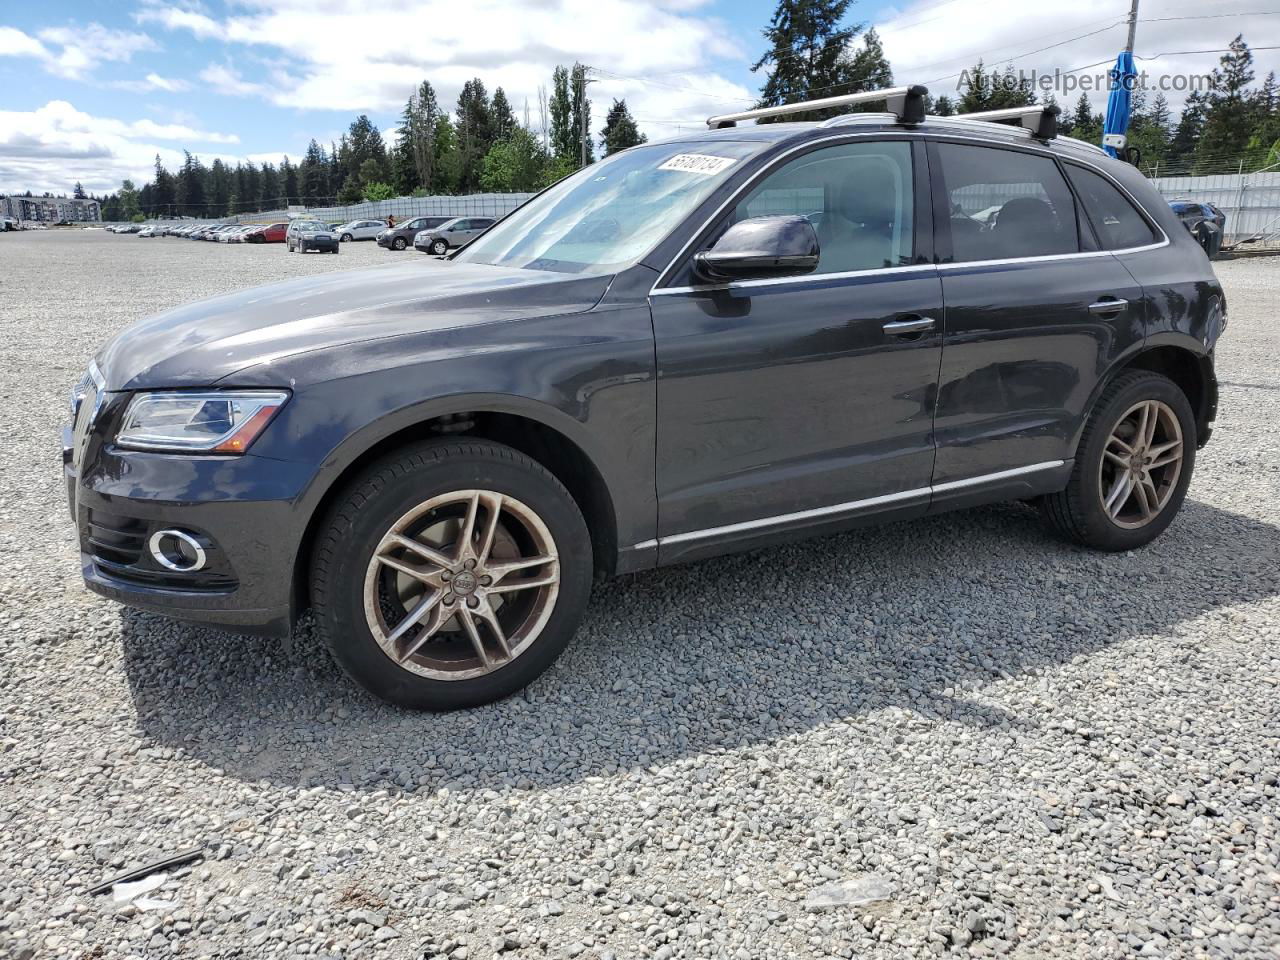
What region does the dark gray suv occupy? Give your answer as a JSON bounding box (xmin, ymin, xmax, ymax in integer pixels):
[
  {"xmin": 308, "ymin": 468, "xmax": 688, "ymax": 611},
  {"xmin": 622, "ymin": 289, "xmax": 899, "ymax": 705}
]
[{"xmin": 65, "ymin": 89, "xmax": 1223, "ymax": 710}]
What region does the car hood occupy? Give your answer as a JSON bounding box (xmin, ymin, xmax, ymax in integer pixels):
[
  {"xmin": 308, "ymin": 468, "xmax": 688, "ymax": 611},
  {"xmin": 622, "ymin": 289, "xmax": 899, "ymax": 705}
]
[{"xmin": 96, "ymin": 259, "xmax": 612, "ymax": 390}]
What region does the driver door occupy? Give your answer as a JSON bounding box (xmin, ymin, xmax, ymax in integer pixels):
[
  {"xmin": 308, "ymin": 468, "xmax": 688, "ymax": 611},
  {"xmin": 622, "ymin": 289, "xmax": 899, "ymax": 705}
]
[{"xmin": 649, "ymin": 138, "xmax": 944, "ymax": 561}]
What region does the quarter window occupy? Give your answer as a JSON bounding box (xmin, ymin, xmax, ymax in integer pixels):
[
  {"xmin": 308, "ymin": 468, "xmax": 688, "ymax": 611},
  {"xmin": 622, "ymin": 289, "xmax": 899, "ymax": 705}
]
[
  {"xmin": 730, "ymin": 141, "xmax": 915, "ymax": 274},
  {"xmin": 1066, "ymin": 165, "xmax": 1159, "ymax": 250},
  {"xmin": 936, "ymin": 142, "xmax": 1079, "ymax": 262}
]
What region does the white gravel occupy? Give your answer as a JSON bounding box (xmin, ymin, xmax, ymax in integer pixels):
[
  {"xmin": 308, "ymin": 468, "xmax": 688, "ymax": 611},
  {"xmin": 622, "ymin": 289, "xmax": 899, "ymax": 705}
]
[{"xmin": 1, "ymin": 230, "xmax": 1278, "ymax": 960}]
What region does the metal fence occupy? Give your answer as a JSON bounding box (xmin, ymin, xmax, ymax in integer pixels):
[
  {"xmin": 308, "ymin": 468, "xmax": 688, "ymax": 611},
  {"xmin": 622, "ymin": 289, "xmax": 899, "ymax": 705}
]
[
  {"xmin": 230, "ymin": 193, "xmax": 534, "ymax": 226},
  {"xmin": 1146, "ymin": 163, "xmax": 1280, "ymax": 249}
]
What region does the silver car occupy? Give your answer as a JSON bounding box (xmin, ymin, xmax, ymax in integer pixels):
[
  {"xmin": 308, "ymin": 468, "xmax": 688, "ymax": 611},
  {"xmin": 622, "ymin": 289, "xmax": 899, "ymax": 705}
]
[
  {"xmin": 413, "ymin": 216, "xmax": 496, "ymax": 255},
  {"xmin": 336, "ymin": 219, "xmax": 385, "ymax": 242}
]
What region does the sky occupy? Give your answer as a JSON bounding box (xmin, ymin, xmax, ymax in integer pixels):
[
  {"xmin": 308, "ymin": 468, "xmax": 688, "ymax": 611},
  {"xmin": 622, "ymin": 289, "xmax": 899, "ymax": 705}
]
[{"xmin": 1, "ymin": 0, "xmax": 1277, "ymax": 196}]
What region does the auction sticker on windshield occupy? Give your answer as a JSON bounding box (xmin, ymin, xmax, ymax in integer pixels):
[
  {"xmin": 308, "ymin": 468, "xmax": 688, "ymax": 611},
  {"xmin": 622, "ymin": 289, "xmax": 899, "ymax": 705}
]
[{"xmin": 658, "ymin": 154, "xmax": 737, "ymax": 176}]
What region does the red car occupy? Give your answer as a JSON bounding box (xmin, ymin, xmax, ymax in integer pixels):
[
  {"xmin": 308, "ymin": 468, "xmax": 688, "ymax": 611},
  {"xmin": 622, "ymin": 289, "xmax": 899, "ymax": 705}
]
[{"xmin": 244, "ymin": 222, "xmax": 288, "ymax": 244}]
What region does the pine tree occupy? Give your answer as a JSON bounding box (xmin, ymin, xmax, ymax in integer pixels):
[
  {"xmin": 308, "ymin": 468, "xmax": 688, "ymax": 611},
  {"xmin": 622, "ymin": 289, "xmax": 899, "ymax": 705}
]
[
  {"xmin": 844, "ymin": 27, "xmax": 893, "ymax": 111},
  {"xmin": 752, "ymin": 0, "xmax": 870, "ymax": 121},
  {"xmin": 1194, "ymin": 35, "xmax": 1256, "ymax": 172},
  {"xmin": 433, "ymin": 115, "xmax": 462, "ymax": 194},
  {"xmin": 178, "ymin": 151, "xmax": 206, "ymax": 217},
  {"xmin": 491, "ymin": 87, "xmax": 517, "ymax": 142},
  {"xmin": 150, "ymin": 156, "xmax": 177, "ymax": 217},
  {"xmin": 932, "ymin": 94, "xmax": 955, "ymax": 116},
  {"xmin": 300, "ymin": 139, "xmax": 329, "ymax": 203},
  {"xmin": 600, "ymin": 99, "xmax": 646, "ymax": 155},
  {"xmin": 1167, "ymin": 91, "xmax": 1207, "ymax": 169},
  {"xmin": 73, "ymin": 181, "xmax": 87, "ymax": 199},
  {"xmin": 280, "ymin": 157, "xmax": 299, "ymax": 205},
  {"xmin": 346, "ymin": 116, "xmax": 389, "ymax": 184},
  {"xmin": 455, "ymin": 78, "xmax": 493, "ymax": 191},
  {"xmin": 259, "ymin": 162, "xmax": 280, "ymax": 209}
]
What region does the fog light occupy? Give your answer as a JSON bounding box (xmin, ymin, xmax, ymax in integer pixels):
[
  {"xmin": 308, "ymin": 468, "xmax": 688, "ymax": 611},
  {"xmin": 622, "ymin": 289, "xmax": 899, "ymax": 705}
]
[{"xmin": 148, "ymin": 529, "xmax": 208, "ymax": 572}]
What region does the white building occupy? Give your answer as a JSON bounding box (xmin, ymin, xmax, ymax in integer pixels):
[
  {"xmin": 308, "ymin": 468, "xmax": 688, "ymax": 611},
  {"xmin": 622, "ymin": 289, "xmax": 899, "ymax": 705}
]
[{"xmin": 1, "ymin": 194, "xmax": 101, "ymax": 223}]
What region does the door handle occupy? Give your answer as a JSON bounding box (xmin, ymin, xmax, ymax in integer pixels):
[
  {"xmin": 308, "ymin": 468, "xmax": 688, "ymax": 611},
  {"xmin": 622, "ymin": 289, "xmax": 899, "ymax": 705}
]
[
  {"xmin": 1088, "ymin": 298, "xmax": 1129, "ymax": 315},
  {"xmin": 882, "ymin": 317, "xmax": 936, "ymax": 337}
]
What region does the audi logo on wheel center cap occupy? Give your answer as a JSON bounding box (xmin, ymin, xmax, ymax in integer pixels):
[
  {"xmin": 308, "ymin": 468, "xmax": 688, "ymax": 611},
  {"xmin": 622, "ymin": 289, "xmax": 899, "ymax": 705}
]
[{"xmin": 451, "ymin": 570, "xmax": 478, "ymax": 596}]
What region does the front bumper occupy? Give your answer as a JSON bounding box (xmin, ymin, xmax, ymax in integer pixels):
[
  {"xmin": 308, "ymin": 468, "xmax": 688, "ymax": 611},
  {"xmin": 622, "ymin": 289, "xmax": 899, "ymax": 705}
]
[
  {"xmin": 298, "ymin": 236, "xmax": 337, "ymax": 251},
  {"xmin": 64, "ymin": 404, "xmax": 314, "ymax": 636}
]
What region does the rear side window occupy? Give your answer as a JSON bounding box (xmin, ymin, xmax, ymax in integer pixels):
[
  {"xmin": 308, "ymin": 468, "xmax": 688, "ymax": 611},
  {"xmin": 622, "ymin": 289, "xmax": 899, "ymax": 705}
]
[
  {"xmin": 1066, "ymin": 165, "xmax": 1159, "ymax": 250},
  {"xmin": 935, "ymin": 142, "xmax": 1079, "ymax": 262},
  {"xmin": 732, "ymin": 140, "xmax": 915, "ymax": 274}
]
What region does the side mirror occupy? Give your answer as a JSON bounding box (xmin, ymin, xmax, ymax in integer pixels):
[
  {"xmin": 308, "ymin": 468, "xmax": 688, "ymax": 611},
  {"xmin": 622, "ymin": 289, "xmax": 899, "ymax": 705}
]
[{"xmin": 693, "ymin": 215, "xmax": 820, "ymax": 283}]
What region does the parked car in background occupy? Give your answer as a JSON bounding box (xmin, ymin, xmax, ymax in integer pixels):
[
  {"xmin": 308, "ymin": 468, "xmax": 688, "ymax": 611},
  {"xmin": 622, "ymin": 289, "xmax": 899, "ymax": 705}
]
[
  {"xmin": 413, "ymin": 217, "xmax": 497, "ymax": 255},
  {"xmin": 336, "ymin": 219, "xmax": 386, "ymax": 242},
  {"xmin": 244, "ymin": 222, "xmax": 288, "ymax": 243},
  {"xmin": 1168, "ymin": 199, "xmax": 1226, "ymax": 259},
  {"xmin": 286, "ymin": 219, "xmax": 339, "ymax": 253},
  {"xmin": 136, "ymin": 225, "xmax": 160, "ymax": 238},
  {"xmin": 62, "ymin": 94, "xmax": 1224, "ymax": 710},
  {"xmin": 377, "ymin": 216, "xmax": 452, "ymax": 250}
]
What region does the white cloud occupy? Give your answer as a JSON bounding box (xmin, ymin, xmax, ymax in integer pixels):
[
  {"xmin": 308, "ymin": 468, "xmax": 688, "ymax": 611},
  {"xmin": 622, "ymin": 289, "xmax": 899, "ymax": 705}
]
[
  {"xmin": 33, "ymin": 23, "xmax": 158, "ymax": 79},
  {"xmin": 0, "ymin": 101, "xmax": 245, "ymax": 195},
  {"xmin": 114, "ymin": 71, "xmax": 191, "ymax": 93},
  {"xmin": 141, "ymin": 0, "xmax": 754, "ymax": 139},
  {"xmin": 0, "ymin": 25, "xmax": 48, "ymax": 59}
]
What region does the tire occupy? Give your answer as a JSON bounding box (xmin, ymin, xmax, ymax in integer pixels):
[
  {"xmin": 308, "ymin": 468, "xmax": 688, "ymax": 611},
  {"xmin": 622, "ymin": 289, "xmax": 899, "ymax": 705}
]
[
  {"xmin": 341, "ymin": 233, "xmax": 352, "ymax": 242},
  {"xmin": 430, "ymin": 239, "xmax": 448, "ymax": 256},
  {"xmin": 393, "ymin": 237, "xmax": 407, "ymax": 251},
  {"xmin": 311, "ymin": 440, "xmax": 593, "ymax": 710},
  {"xmin": 1039, "ymin": 370, "xmax": 1196, "ymax": 550},
  {"xmin": 331, "ymin": 247, "xmax": 339, "ymax": 254}
]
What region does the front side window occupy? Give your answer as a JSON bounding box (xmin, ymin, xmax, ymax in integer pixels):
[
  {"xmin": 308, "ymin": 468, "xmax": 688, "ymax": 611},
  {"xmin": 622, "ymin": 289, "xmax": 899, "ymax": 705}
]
[
  {"xmin": 454, "ymin": 140, "xmax": 762, "ymax": 275},
  {"xmin": 937, "ymin": 142, "xmax": 1079, "ymax": 262},
  {"xmin": 729, "ymin": 140, "xmax": 915, "ymax": 274},
  {"xmin": 1065, "ymin": 165, "xmax": 1159, "ymax": 250}
]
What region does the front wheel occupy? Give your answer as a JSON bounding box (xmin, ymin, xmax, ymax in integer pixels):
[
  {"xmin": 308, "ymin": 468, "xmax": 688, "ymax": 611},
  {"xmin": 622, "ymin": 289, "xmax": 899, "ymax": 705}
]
[
  {"xmin": 430, "ymin": 239, "xmax": 448, "ymax": 256},
  {"xmin": 393, "ymin": 237, "xmax": 407, "ymax": 251},
  {"xmin": 310, "ymin": 440, "xmax": 593, "ymax": 710},
  {"xmin": 1039, "ymin": 371, "xmax": 1195, "ymax": 550}
]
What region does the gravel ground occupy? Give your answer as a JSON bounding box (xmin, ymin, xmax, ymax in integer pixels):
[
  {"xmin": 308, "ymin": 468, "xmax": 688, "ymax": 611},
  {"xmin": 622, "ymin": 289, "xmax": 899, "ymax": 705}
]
[{"xmin": 1, "ymin": 230, "xmax": 1277, "ymax": 960}]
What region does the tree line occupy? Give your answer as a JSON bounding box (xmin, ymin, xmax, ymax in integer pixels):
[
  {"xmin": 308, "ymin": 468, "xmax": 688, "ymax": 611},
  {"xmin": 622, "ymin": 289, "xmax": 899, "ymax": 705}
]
[
  {"xmin": 92, "ymin": 0, "xmax": 1280, "ymax": 220},
  {"xmin": 751, "ymin": 0, "xmax": 1279, "ymax": 175},
  {"xmin": 98, "ymin": 62, "xmax": 646, "ymax": 221}
]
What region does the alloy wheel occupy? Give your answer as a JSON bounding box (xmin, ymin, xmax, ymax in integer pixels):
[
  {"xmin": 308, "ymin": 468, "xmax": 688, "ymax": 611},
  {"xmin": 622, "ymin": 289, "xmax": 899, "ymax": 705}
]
[
  {"xmin": 363, "ymin": 490, "xmax": 561, "ymax": 680},
  {"xmin": 1097, "ymin": 399, "xmax": 1184, "ymax": 529}
]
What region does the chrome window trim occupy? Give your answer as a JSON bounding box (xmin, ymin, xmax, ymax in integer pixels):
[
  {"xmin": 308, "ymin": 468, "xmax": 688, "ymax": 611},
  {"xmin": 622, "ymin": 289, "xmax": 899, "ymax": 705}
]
[
  {"xmin": 654, "ymin": 460, "xmax": 1065, "ymax": 547},
  {"xmin": 648, "ymin": 129, "xmax": 1168, "ymax": 296},
  {"xmin": 652, "ymin": 262, "xmax": 938, "ymax": 297}
]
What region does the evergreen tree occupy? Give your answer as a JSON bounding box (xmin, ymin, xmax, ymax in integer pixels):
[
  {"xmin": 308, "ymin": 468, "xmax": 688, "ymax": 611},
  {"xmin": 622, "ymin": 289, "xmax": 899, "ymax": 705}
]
[
  {"xmin": 411, "ymin": 82, "xmax": 440, "ymax": 190},
  {"xmin": 300, "ymin": 139, "xmax": 330, "ymax": 203},
  {"xmin": 491, "ymin": 87, "xmax": 517, "ymax": 142},
  {"xmin": 150, "ymin": 155, "xmax": 177, "ymax": 216},
  {"xmin": 1167, "ymin": 90, "xmax": 1207, "ymax": 170},
  {"xmin": 118, "ymin": 179, "xmax": 141, "ymax": 220},
  {"xmin": 549, "ymin": 66, "xmax": 575, "ymax": 162},
  {"xmin": 600, "ymin": 99, "xmax": 646, "ymax": 155},
  {"xmin": 73, "ymin": 181, "xmax": 87, "ymax": 199},
  {"xmin": 259, "ymin": 162, "xmax": 280, "ymax": 209},
  {"xmin": 1194, "ymin": 35, "xmax": 1257, "ymax": 172},
  {"xmin": 280, "ymin": 157, "xmax": 299, "ymax": 204},
  {"xmin": 932, "ymin": 94, "xmax": 955, "ymax": 116},
  {"xmin": 455, "ymin": 78, "xmax": 493, "ymax": 191},
  {"xmin": 433, "ymin": 115, "xmax": 462, "ymax": 194},
  {"xmin": 178, "ymin": 151, "xmax": 206, "ymax": 217},
  {"xmin": 752, "ymin": 0, "xmax": 889, "ymax": 121},
  {"xmin": 346, "ymin": 116, "xmax": 389, "ymax": 184},
  {"xmin": 209, "ymin": 159, "xmax": 232, "ymax": 217}
]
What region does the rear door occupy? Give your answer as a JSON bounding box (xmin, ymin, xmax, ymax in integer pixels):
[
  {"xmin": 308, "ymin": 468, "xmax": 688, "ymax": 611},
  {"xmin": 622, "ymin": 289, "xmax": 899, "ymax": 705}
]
[{"xmin": 928, "ymin": 139, "xmax": 1145, "ymax": 491}]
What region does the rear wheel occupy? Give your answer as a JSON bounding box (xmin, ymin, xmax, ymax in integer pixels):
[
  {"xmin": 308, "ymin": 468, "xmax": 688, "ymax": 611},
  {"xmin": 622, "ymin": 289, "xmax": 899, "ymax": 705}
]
[
  {"xmin": 1039, "ymin": 371, "xmax": 1194, "ymax": 550},
  {"xmin": 311, "ymin": 440, "xmax": 592, "ymax": 710}
]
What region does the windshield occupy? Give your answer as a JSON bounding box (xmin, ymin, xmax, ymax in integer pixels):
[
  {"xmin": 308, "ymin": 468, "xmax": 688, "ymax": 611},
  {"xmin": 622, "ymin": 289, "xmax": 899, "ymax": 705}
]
[
  {"xmin": 295, "ymin": 221, "xmax": 326, "ymax": 231},
  {"xmin": 453, "ymin": 140, "xmax": 761, "ymax": 275}
]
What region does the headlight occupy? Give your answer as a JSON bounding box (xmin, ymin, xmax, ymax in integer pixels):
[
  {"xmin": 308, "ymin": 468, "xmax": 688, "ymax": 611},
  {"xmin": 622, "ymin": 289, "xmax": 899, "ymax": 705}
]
[{"xmin": 116, "ymin": 390, "xmax": 289, "ymax": 454}]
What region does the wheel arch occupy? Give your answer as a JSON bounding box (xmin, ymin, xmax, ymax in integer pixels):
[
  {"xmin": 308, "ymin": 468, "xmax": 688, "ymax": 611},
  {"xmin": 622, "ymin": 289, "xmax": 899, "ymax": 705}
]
[
  {"xmin": 290, "ymin": 397, "xmax": 619, "ymax": 621},
  {"xmin": 1078, "ymin": 337, "xmax": 1216, "ymax": 450}
]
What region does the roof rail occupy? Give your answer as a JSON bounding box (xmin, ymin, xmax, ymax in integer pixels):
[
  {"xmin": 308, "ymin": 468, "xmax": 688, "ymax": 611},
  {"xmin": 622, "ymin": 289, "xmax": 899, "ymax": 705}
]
[
  {"xmin": 706, "ymin": 85, "xmax": 929, "ymax": 129},
  {"xmin": 950, "ymin": 104, "xmax": 1060, "ymax": 140}
]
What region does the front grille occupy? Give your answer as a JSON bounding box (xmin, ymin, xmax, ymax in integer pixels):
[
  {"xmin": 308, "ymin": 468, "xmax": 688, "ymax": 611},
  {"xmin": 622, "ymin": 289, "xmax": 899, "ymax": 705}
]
[{"xmin": 85, "ymin": 510, "xmax": 238, "ymax": 593}]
